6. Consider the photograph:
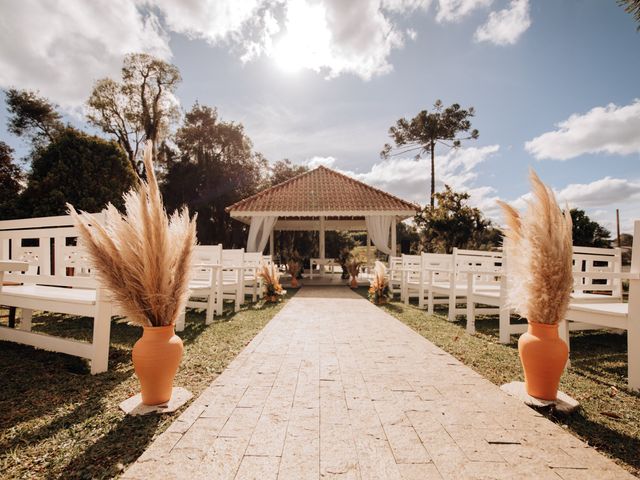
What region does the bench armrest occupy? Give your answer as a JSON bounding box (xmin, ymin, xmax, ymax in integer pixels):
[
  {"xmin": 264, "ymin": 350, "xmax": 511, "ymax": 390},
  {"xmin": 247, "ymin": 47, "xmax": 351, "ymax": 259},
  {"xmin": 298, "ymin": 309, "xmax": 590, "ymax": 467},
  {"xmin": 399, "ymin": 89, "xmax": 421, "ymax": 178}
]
[
  {"xmin": 573, "ymin": 271, "xmax": 640, "ymax": 281},
  {"xmin": 0, "ymin": 260, "xmax": 29, "ymax": 272}
]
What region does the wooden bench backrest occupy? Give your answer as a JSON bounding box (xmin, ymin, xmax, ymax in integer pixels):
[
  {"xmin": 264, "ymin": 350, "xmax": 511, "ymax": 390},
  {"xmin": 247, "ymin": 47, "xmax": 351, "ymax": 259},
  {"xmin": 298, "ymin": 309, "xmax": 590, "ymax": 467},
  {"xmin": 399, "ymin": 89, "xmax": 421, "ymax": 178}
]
[
  {"xmin": 244, "ymin": 252, "xmax": 263, "ymax": 268},
  {"xmin": 420, "ymin": 252, "xmax": 452, "ymax": 282},
  {"xmin": 402, "ymin": 254, "xmax": 422, "ymax": 283},
  {"xmin": 0, "ymin": 214, "xmax": 103, "ymax": 288},
  {"xmin": 389, "ymin": 256, "xmax": 402, "ymax": 280},
  {"xmin": 222, "ymin": 248, "xmax": 245, "ymax": 268},
  {"xmin": 453, "ymin": 248, "xmax": 503, "ymax": 287},
  {"xmin": 572, "ymin": 246, "xmax": 622, "ymax": 298},
  {"xmin": 191, "ymin": 244, "xmax": 222, "ymax": 282}
]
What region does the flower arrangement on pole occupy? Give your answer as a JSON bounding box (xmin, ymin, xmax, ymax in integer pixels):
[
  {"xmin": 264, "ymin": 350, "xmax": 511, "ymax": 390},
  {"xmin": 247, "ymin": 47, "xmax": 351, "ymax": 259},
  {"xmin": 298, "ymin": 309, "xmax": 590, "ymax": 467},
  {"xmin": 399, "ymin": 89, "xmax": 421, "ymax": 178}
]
[
  {"xmin": 260, "ymin": 264, "xmax": 286, "ymax": 302},
  {"xmin": 346, "ymin": 257, "xmax": 362, "ymax": 288},
  {"xmin": 497, "ymin": 169, "xmax": 573, "ymax": 401},
  {"xmin": 68, "ymin": 141, "xmax": 197, "ymax": 406},
  {"xmin": 287, "ymin": 259, "xmax": 301, "ymax": 288},
  {"xmin": 368, "ymin": 261, "xmax": 391, "ymax": 305}
]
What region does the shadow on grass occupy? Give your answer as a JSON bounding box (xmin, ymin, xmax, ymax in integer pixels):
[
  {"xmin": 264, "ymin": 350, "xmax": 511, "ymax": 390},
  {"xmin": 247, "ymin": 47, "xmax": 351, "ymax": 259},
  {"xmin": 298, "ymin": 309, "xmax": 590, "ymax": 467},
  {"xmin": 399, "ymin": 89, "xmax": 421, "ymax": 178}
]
[
  {"xmin": 560, "ymin": 412, "xmax": 640, "ymax": 473},
  {"xmin": 57, "ymin": 414, "xmax": 163, "ymax": 480}
]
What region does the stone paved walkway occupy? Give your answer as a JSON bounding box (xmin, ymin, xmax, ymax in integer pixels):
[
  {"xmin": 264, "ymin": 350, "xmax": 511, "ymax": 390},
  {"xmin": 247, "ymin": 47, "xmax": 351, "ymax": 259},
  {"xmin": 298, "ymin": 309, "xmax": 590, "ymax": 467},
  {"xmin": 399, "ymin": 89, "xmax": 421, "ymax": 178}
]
[{"xmin": 124, "ymin": 287, "xmax": 635, "ymax": 480}]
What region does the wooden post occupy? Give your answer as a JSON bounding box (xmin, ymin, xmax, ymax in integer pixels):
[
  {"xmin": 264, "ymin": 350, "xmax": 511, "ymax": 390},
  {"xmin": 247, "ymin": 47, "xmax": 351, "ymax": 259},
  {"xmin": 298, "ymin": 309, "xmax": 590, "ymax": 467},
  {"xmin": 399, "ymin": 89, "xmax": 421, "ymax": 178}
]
[
  {"xmin": 269, "ymin": 227, "xmax": 275, "ymax": 258},
  {"xmin": 366, "ymin": 234, "xmax": 371, "ymax": 266},
  {"xmin": 628, "ymin": 220, "xmax": 640, "ymax": 390},
  {"xmin": 616, "ymin": 209, "xmax": 621, "ymax": 247},
  {"xmin": 391, "ymin": 217, "xmax": 397, "ymax": 257},
  {"xmin": 319, "ymin": 216, "xmax": 326, "ymax": 259}
]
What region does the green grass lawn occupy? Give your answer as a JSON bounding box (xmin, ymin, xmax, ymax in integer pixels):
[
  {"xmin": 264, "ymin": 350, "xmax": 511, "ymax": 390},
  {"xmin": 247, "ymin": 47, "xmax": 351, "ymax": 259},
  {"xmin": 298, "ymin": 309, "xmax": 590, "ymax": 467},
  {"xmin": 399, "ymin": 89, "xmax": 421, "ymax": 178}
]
[
  {"xmin": 359, "ymin": 289, "xmax": 640, "ymax": 477},
  {"xmin": 0, "ymin": 293, "xmax": 293, "ymax": 480}
]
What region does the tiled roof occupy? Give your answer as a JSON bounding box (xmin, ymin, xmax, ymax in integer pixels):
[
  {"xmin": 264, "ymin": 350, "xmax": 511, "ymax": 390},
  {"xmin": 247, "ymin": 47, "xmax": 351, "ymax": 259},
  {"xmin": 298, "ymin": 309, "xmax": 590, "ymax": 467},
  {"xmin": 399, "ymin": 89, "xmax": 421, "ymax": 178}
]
[{"xmin": 227, "ymin": 166, "xmax": 419, "ymax": 216}]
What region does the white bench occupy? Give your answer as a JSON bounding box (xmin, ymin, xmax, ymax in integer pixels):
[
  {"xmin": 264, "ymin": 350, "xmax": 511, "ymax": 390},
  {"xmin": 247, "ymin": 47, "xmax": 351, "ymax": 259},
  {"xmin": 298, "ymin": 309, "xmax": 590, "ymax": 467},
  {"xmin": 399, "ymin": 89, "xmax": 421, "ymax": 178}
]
[
  {"xmin": 309, "ymin": 258, "xmax": 338, "ymax": 279},
  {"xmin": 401, "ymin": 253, "xmax": 452, "ymax": 309},
  {"xmin": 388, "ymin": 256, "xmax": 402, "ymax": 297},
  {"xmin": 243, "ymin": 252, "xmax": 263, "ymax": 302},
  {"xmin": 467, "ymin": 246, "xmax": 626, "ymax": 344},
  {"xmin": 181, "ymin": 245, "xmax": 224, "ymax": 331},
  {"xmin": 0, "ymin": 215, "xmax": 114, "ymax": 374},
  {"xmin": 424, "ymin": 249, "xmax": 503, "ymax": 322},
  {"xmin": 562, "ymin": 221, "xmax": 640, "ymax": 390}
]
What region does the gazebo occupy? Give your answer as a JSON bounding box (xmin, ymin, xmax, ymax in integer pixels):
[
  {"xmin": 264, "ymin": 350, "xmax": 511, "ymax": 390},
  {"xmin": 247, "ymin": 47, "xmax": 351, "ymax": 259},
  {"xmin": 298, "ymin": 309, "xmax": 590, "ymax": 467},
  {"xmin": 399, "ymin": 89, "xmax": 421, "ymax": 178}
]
[{"xmin": 226, "ymin": 166, "xmax": 419, "ymax": 267}]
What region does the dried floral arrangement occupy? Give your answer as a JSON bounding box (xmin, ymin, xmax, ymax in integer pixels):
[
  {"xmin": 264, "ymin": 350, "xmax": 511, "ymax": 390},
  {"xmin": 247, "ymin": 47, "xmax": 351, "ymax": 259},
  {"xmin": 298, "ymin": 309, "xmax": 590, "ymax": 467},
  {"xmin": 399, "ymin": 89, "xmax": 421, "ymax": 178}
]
[
  {"xmin": 287, "ymin": 259, "xmax": 301, "ymax": 278},
  {"xmin": 497, "ymin": 170, "xmax": 573, "ymax": 325},
  {"xmin": 68, "ymin": 142, "xmax": 197, "ymax": 327},
  {"xmin": 368, "ymin": 261, "xmax": 391, "ymax": 304},
  {"xmin": 259, "ymin": 264, "xmax": 286, "ymax": 301},
  {"xmin": 346, "ymin": 257, "xmax": 362, "ymax": 278}
]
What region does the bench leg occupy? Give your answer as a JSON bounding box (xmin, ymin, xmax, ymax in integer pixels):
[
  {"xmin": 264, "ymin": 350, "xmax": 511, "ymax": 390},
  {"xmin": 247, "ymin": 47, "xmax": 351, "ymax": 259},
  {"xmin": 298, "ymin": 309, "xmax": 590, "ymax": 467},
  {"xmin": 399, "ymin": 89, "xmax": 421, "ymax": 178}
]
[
  {"xmin": 252, "ymin": 282, "xmax": 257, "ymax": 302},
  {"xmin": 90, "ymin": 299, "xmax": 112, "ymax": 375},
  {"xmin": 235, "ymin": 286, "xmax": 242, "ymax": 313},
  {"xmin": 447, "ymin": 292, "xmax": 456, "ymax": 322},
  {"xmin": 559, "ymin": 319, "xmax": 571, "ymax": 370},
  {"xmin": 21, "ymin": 309, "xmax": 33, "ymax": 332},
  {"xmin": 499, "ymin": 306, "xmax": 510, "ymax": 344},
  {"xmin": 176, "ymin": 309, "xmax": 186, "ymax": 332},
  {"xmin": 629, "ymin": 316, "xmax": 639, "ymax": 391},
  {"xmin": 466, "ymin": 297, "xmax": 476, "ymax": 334},
  {"xmin": 205, "ymin": 292, "xmax": 215, "ymax": 325}
]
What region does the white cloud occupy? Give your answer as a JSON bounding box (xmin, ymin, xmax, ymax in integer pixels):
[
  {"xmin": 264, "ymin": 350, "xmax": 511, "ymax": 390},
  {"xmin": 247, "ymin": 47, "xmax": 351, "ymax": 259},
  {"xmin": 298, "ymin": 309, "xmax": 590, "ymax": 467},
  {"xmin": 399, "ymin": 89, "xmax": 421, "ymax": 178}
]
[
  {"xmin": 306, "ymin": 155, "xmax": 337, "ymax": 168},
  {"xmin": 345, "ymin": 145, "xmax": 500, "ymax": 206},
  {"xmin": 0, "ymin": 0, "xmax": 532, "ymax": 110},
  {"xmin": 525, "ymin": 100, "xmax": 640, "ymax": 160},
  {"xmin": 145, "ymin": 0, "xmax": 262, "ymax": 43},
  {"xmin": 555, "ymin": 177, "xmax": 640, "ymax": 208},
  {"xmin": 502, "ymin": 176, "xmax": 640, "ymax": 233},
  {"xmin": 0, "ymin": 0, "xmax": 170, "ymax": 108},
  {"xmin": 436, "ymin": 0, "xmax": 493, "ymax": 23},
  {"xmin": 474, "ymin": 0, "xmax": 531, "ymax": 46}
]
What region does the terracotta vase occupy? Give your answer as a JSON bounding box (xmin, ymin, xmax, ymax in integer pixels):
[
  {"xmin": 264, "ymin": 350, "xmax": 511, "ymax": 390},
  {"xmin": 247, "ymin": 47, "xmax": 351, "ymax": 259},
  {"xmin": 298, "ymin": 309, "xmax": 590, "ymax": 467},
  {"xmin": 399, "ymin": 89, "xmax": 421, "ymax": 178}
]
[
  {"xmin": 350, "ymin": 276, "xmax": 358, "ymax": 288},
  {"xmin": 132, "ymin": 324, "xmax": 183, "ymax": 405},
  {"xmin": 518, "ymin": 322, "xmax": 568, "ymax": 400},
  {"xmin": 291, "ymin": 276, "xmax": 299, "ymax": 288}
]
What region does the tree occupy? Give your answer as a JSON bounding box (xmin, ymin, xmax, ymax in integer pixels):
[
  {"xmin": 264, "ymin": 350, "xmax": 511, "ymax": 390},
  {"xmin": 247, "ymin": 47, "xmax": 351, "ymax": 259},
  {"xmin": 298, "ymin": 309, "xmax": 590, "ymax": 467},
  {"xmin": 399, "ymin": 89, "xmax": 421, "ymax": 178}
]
[
  {"xmin": 0, "ymin": 142, "xmax": 23, "ymax": 219},
  {"xmin": 162, "ymin": 103, "xmax": 266, "ymax": 245},
  {"xmin": 4, "ymin": 89, "xmax": 64, "ymax": 146},
  {"xmin": 619, "ymin": 0, "xmax": 640, "ymax": 30},
  {"xmin": 415, "ymin": 185, "xmax": 501, "ymax": 253},
  {"xmin": 269, "ymin": 159, "xmax": 308, "ymax": 186},
  {"xmin": 18, "ymin": 129, "xmax": 136, "ymax": 217},
  {"xmin": 381, "ymin": 100, "xmax": 478, "ymax": 208},
  {"xmin": 87, "ymin": 53, "xmax": 181, "ymax": 175},
  {"xmin": 570, "ymin": 209, "xmax": 611, "ymax": 248}
]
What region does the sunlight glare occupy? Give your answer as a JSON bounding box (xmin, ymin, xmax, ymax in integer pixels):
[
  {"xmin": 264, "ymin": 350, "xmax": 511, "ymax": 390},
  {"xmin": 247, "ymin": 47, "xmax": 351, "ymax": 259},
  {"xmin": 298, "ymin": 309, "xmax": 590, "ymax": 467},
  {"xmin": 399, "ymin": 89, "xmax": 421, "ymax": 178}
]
[{"xmin": 271, "ymin": 0, "xmax": 332, "ymax": 74}]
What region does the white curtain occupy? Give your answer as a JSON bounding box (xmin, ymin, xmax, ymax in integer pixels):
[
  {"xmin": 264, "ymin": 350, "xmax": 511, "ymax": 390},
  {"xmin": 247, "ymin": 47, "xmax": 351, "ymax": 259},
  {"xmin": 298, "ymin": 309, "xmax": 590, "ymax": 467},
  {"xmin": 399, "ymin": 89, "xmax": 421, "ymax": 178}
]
[
  {"xmin": 247, "ymin": 216, "xmax": 278, "ymax": 252},
  {"xmin": 365, "ymin": 216, "xmax": 393, "ymax": 255}
]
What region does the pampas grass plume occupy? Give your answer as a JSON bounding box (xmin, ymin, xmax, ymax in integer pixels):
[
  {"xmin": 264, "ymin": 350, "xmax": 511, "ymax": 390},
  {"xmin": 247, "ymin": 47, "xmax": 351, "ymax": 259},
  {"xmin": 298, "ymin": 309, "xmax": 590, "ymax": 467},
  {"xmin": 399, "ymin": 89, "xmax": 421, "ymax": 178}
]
[
  {"xmin": 68, "ymin": 141, "xmax": 197, "ymax": 327},
  {"xmin": 497, "ymin": 169, "xmax": 573, "ymax": 325}
]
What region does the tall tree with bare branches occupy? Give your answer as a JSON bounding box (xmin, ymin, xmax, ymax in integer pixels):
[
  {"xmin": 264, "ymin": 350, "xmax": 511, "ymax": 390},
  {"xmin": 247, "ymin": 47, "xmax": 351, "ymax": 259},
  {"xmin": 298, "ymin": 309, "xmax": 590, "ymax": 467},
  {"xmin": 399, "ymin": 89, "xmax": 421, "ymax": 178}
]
[
  {"xmin": 381, "ymin": 100, "xmax": 478, "ymax": 208},
  {"xmin": 619, "ymin": 0, "xmax": 640, "ymax": 29},
  {"xmin": 86, "ymin": 53, "xmax": 181, "ymax": 176}
]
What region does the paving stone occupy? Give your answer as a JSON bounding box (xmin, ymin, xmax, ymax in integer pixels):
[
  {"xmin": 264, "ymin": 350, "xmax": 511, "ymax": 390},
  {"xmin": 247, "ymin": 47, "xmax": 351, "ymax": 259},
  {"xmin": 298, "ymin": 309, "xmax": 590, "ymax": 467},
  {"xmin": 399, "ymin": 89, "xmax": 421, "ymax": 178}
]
[{"xmin": 124, "ymin": 287, "xmax": 636, "ymax": 480}]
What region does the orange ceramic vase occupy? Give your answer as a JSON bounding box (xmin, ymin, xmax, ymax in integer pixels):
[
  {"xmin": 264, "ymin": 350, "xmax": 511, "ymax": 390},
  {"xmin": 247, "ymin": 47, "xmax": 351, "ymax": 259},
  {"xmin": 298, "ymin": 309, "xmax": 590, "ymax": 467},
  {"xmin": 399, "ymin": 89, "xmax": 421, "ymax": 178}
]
[
  {"xmin": 132, "ymin": 325, "xmax": 183, "ymax": 405},
  {"xmin": 291, "ymin": 276, "xmax": 299, "ymax": 288},
  {"xmin": 518, "ymin": 322, "xmax": 568, "ymax": 400},
  {"xmin": 350, "ymin": 276, "xmax": 358, "ymax": 288}
]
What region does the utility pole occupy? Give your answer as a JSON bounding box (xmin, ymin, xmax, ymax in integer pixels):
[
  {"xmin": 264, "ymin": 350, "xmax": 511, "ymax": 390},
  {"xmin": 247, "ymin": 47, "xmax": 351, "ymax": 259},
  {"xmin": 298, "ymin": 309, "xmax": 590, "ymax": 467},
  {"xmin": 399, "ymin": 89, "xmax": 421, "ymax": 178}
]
[{"xmin": 616, "ymin": 209, "xmax": 621, "ymax": 247}]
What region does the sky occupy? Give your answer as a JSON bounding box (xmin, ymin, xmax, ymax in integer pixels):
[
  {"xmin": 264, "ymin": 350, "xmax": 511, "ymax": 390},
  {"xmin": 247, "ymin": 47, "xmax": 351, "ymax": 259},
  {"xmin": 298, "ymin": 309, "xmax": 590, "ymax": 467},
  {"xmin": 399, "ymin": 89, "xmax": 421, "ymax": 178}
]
[{"xmin": 0, "ymin": 0, "xmax": 639, "ymax": 233}]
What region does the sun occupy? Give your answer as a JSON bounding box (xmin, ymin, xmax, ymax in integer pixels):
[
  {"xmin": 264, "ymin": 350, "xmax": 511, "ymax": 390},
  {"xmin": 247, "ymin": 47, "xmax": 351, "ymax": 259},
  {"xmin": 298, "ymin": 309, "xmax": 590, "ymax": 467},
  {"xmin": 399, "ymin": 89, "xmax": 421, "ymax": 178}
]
[{"xmin": 270, "ymin": 0, "xmax": 331, "ymax": 74}]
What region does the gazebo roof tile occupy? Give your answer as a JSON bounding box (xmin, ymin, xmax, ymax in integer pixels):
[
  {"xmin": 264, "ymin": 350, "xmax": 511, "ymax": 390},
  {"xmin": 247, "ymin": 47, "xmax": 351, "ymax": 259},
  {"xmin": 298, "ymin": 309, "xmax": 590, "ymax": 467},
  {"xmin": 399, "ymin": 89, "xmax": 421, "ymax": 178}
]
[{"xmin": 226, "ymin": 166, "xmax": 419, "ymax": 215}]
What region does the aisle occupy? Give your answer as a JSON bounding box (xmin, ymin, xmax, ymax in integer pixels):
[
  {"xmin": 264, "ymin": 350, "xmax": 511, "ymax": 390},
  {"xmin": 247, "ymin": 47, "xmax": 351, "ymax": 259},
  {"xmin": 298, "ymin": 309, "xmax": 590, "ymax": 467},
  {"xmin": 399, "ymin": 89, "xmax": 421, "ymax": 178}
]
[{"xmin": 124, "ymin": 287, "xmax": 635, "ymax": 479}]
